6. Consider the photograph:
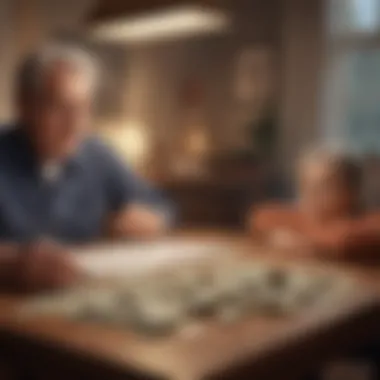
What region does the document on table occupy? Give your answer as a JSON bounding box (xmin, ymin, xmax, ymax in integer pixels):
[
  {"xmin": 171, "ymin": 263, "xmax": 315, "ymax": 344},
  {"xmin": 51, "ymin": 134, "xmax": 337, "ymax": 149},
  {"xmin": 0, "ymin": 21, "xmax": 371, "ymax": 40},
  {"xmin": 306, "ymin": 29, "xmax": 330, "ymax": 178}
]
[{"xmin": 73, "ymin": 240, "xmax": 226, "ymax": 278}]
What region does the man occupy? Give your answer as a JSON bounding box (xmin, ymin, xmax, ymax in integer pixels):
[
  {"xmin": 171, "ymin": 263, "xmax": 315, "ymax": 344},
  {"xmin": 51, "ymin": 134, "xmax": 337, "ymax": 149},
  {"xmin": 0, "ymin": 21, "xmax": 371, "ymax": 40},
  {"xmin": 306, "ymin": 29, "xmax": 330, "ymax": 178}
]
[
  {"xmin": 249, "ymin": 147, "xmax": 380, "ymax": 261},
  {"xmin": 0, "ymin": 44, "xmax": 173, "ymax": 292}
]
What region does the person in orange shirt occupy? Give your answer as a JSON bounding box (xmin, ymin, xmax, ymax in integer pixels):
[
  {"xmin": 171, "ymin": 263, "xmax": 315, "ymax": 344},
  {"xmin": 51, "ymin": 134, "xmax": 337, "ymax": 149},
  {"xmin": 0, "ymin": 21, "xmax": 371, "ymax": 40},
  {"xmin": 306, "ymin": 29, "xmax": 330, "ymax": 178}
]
[{"xmin": 248, "ymin": 147, "xmax": 380, "ymax": 261}]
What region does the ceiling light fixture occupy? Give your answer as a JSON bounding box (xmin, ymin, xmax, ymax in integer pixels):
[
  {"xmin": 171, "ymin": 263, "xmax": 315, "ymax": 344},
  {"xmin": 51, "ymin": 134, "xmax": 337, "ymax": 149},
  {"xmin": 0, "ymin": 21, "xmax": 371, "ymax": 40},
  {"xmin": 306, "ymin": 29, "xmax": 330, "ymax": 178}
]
[{"xmin": 88, "ymin": 2, "xmax": 230, "ymax": 44}]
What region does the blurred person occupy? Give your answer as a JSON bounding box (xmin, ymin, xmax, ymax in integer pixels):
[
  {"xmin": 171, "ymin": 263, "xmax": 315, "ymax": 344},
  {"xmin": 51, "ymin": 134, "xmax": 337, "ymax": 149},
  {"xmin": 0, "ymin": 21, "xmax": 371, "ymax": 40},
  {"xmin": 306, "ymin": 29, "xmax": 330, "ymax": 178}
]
[
  {"xmin": 248, "ymin": 146, "xmax": 380, "ymax": 261},
  {"xmin": 362, "ymin": 153, "xmax": 380, "ymax": 209},
  {"xmin": 0, "ymin": 44, "xmax": 173, "ymax": 292}
]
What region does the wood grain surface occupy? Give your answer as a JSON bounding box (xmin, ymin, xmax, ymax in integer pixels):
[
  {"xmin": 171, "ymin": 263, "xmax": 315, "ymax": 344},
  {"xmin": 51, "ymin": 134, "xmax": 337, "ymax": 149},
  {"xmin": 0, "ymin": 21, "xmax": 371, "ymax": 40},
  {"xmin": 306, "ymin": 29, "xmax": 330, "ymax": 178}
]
[{"xmin": 0, "ymin": 232, "xmax": 379, "ymax": 380}]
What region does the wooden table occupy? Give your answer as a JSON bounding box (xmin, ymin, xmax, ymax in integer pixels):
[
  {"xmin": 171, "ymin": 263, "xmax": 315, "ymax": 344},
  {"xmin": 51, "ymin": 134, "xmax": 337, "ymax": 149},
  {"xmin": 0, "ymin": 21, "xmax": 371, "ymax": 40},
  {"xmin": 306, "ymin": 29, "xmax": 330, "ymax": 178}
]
[{"xmin": 0, "ymin": 232, "xmax": 380, "ymax": 380}]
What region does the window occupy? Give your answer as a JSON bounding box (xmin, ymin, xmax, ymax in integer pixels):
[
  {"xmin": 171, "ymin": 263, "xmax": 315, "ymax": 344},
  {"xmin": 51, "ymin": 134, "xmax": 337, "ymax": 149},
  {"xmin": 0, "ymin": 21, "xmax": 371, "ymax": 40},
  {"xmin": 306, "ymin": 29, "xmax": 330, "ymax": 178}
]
[
  {"xmin": 329, "ymin": 0, "xmax": 380, "ymax": 36},
  {"xmin": 325, "ymin": 0, "xmax": 380, "ymax": 153}
]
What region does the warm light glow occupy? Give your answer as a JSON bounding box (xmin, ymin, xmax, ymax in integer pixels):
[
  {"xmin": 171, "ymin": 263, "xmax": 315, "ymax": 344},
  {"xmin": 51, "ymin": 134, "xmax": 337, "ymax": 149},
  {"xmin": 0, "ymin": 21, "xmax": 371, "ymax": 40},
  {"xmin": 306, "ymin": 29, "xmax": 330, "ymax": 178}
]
[
  {"xmin": 90, "ymin": 5, "xmax": 230, "ymax": 44},
  {"xmin": 118, "ymin": 126, "xmax": 149, "ymax": 165},
  {"xmin": 171, "ymin": 127, "xmax": 209, "ymax": 178},
  {"xmin": 187, "ymin": 128, "xmax": 208, "ymax": 156},
  {"xmin": 100, "ymin": 121, "xmax": 150, "ymax": 167}
]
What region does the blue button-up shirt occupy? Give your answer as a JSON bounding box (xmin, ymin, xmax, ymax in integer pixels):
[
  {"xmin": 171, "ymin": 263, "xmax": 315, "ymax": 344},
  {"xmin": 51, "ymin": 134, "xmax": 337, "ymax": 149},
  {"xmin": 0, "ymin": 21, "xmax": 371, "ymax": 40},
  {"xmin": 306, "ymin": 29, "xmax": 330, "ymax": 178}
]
[{"xmin": 0, "ymin": 127, "xmax": 171, "ymax": 243}]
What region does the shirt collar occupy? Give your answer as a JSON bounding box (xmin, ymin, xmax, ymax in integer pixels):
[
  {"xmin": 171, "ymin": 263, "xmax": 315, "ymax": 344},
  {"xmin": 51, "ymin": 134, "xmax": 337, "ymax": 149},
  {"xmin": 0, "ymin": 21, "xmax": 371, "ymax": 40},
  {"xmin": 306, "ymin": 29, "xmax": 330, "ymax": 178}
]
[{"xmin": 13, "ymin": 126, "xmax": 88, "ymax": 177}]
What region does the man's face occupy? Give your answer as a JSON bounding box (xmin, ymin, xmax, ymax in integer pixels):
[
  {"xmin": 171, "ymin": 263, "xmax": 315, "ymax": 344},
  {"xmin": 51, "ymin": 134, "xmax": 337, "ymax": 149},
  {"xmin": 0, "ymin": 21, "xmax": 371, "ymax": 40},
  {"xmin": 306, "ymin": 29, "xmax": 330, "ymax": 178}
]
[
  {"xmin": 299, "ymin": 162, "xmax": 357, "ymax": 221},
  {"xmin": 21, "ymin": 63, "xmax": 94, "ymax": 160}
]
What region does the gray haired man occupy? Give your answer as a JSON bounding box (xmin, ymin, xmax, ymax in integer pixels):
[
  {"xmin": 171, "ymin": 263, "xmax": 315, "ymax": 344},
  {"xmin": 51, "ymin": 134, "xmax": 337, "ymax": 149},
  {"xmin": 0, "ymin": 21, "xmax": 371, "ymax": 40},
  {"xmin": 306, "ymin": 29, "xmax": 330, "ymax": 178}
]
[{"xmin": 0, "ymin": 44, "xmax": 173, "ymax": 291}]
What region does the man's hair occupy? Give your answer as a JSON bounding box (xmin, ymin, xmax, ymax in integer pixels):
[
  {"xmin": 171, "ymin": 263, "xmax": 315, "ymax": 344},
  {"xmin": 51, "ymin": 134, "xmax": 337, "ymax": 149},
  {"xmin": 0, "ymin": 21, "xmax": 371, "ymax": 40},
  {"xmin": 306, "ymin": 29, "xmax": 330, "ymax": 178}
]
[
  {"xmin": 16, "ymin": 43, "xmax": 99, "ymax": 100},
  {"xmin": 298, "ymin": 145, "xmax": 363, "ymax": 192}
]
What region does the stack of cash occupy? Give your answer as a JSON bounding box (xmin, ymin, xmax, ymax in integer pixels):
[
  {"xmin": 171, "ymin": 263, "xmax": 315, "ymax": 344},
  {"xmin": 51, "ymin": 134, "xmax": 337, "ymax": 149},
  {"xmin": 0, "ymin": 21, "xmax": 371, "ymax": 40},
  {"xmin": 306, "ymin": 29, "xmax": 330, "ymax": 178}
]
[{"xmin": 21, "ymin": 260, "xmax": 351, "ymax": 337}]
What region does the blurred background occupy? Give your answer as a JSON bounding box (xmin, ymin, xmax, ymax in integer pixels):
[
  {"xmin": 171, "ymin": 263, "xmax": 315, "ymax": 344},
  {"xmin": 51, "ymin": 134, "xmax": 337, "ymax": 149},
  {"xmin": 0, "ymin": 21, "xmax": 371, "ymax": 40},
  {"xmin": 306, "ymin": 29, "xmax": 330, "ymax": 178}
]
[{"xmin": 0, "ymin": 0, "xmax": 379, "ymax": 228}]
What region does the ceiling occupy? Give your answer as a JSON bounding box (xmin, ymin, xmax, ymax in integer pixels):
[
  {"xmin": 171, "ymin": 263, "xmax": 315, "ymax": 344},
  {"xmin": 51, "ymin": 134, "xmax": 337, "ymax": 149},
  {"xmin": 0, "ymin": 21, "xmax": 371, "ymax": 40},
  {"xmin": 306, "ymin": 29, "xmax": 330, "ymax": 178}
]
[{"xmin": 88, "ymin": 0, "xmax": 223, "ymax": 23}]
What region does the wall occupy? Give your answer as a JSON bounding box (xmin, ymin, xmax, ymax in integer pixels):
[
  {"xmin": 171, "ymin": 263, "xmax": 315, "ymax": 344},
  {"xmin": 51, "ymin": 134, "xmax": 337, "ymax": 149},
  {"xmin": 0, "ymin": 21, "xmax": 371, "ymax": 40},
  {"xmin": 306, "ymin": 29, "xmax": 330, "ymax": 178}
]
[
  {"xmin": 0, "ymin": 0, "xmax": 325, "ymax": 175},
  {"xmin": 0, "ymin": 0, "xmax": 14, "ymax": 122},
  {"xmin": 111, "ymin": 0, "xmax": 282, "ymax": 175},
  {"xmin": 279, "ymin": 0, "xmax": 325, "ymax": 173}
]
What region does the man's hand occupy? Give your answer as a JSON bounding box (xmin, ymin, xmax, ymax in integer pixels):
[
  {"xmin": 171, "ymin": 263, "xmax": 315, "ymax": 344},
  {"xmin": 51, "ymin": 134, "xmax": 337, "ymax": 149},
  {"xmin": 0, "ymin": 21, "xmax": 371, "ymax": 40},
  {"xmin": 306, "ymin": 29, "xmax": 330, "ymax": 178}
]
[
  {"xmin": 9, "ymin": 241, "xmax": 81, "ymax": 292},
  {"xmin": 106, "ymin": 204, "xmax": 168, "ymax": 239}
]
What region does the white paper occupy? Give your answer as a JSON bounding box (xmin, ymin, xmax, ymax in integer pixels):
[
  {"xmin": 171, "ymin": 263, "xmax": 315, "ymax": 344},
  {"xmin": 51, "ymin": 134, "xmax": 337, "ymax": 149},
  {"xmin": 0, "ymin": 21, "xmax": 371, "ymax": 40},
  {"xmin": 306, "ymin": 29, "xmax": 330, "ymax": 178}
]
[{"xmin": 73, "ymin": 240, "xmax": 225, "ymax": 278}]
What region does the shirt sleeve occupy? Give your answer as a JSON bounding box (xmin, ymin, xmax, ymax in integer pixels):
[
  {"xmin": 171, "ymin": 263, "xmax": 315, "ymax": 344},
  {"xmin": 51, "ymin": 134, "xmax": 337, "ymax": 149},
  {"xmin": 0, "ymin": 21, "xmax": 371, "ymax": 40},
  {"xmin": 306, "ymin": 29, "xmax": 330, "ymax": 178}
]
[
  {"xmin": 97, "ymin": 141, "xmax": 176, "ymax": 223},
  {"xmin": 304, "ymin": 216, "xmax": 380, "ymax": 261}
]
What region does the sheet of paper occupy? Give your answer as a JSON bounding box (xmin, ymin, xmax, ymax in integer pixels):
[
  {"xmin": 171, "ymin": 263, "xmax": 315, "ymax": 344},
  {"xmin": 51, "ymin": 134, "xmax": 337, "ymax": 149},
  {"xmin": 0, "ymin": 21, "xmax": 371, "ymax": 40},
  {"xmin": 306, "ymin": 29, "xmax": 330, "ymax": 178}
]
[{"xmin": 73, "ymin": 240, "xmax": 226, "ymax": 278}]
